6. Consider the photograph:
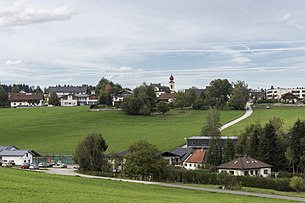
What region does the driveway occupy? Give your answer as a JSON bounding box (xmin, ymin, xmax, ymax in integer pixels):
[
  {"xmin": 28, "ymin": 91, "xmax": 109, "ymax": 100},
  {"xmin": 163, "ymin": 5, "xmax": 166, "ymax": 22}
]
[
  {"xmin": 219, "ymin": 102, "xmax": 253, "ymax": 131},
  {"xmin": 41, "ymin": 167, "xmax": 305, "ymax": 202}
]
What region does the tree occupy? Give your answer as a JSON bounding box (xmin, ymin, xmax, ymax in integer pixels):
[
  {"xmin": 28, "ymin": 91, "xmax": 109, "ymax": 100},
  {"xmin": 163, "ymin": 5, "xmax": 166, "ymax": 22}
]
[
  {"xmin": 258, "ymin": 122, "xmax": 282, "ymax": 170},
  {"xmin": 285, "ymin": 147, "xmax": 295, "ymax": 173},
  {"xmin": 12, "ymin": 85, "xmax": 20, "ymax": 93},
  {"xmin": 205, "ymin": 79, "xmax": 232, "ymax": 109},
  {"xmin": 0, "ymin": 85, "xmax": 9, "ymax": 107},
  {"xmin": 121, "ymin": 83, "xmax": 157, "ymax": 115},
  {"xmin": 222, "ymin": 138, "xmax": 235, "ymax": 163},
  {"xmin": 96, "ymin": 77, "xmax": 122, "ymax": 106},
  {"xmin": 74, "ymin": 132, "xmax": 109, "ymax": 172},
  {"xmin": 289, "ymin": 119, "xmax": 305, "ymax": 172},
  {"xmin": 174, "ymin": 90, "xmax": 188, "ymax": 111},
  {"xmin": 290, "ymin": 176, "xmax": 305, "ymax": 193},
  {"xmin": 246, "ymin": 122, "xmax": 263, "ymax": 158},
  {"xmin": 121, "ymin": 96, "xmax": 143, "ymax": 115},
  {"xmin": 185, "ymin": 87, "xmax": 197, "ymax": 106},
  {"xmin": 124, "ymin": 140, "xmax": 166, "ymax": 180},
  {"xmin": 228, "ymin": 81, "xmax": 249, "ymax": 110},
  {"xmin": 157, "ymin": 101, "xmax": 170, "ymax": 114},
  {"xmin": 48, "ymin": 91, "xmax": 60, "ymax": 106},
  {"xmin": 206, "ymin": 138, "xmax": 222, "ymax": 167},
  {"xmin": 201, "ymin": 107, "xmax": 221, "ymax": 137}
]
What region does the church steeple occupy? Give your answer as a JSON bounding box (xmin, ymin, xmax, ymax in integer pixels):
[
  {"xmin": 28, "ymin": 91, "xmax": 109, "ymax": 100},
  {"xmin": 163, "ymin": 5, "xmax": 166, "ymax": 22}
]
[{"xmin": 169, "ymin": 74, "xmax": 175, "ymax": 93}]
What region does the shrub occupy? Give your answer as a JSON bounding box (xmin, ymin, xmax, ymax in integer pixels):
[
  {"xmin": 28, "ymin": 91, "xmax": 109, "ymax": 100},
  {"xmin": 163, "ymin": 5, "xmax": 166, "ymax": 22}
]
[{"xmin": 290, "ymin": 176, "xmax": 305, "ymax": 192}]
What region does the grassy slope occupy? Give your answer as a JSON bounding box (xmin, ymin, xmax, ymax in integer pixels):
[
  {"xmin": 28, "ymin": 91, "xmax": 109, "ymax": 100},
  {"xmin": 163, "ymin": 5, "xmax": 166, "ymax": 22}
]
[
  {"xmin": 0, "ymin": 168, "xmax": 295, "ymax": 203},
  {"xmin": 0, "ymin": 107, "xmax": 242, "ymax": 154},
  {"xmin": 223, "ymin": 105, "xmax": 305, "ymax": 135}
]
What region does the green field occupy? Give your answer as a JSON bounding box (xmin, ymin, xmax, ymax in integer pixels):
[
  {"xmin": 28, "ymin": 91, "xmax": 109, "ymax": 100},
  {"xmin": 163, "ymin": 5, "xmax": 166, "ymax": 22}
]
[
  {"xmin": 223, "ymin": 105, "xmax": 305, "ymax": 136},
  {"xmin": 0, "ymin": 107, "xmax": 242, "ymax": 154},
  {"xmin": 0, "ymin": 168, "xmax": 295, "ymax": 203}
]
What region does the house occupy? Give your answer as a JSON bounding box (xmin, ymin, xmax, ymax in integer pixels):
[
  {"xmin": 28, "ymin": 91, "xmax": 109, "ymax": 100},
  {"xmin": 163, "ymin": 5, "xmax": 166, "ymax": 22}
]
[
  {"xmin": 48, "ymin": 85, "xmax": 98, "ymax": 106},
  {"xmin": 0, "ymin": 146, "xmax": 40, "ymax": 165},
  {"xmin": 9, "ymin": 92, "xmax": 44, "ymax": 108},
  {"xmin": 158, "ymin": 93, "xmax": 175, "ymax": 103},
  {"xmin": 186, "ymin": 136, "xmax": 238, "ymax": 148},
  {"xmin": 151, "ymin": 83, "xmax": 167, "ymax": 97},
  {"xmin": 216, "ymin": 156, "xmax": 272, "ymax": 177},
  {"xmin": 183, "ymin": 149, "xmax": 206, "ymax": 170},
  {"xmin": 112, "ymin": 90, "xmax": 133, "ymax": 106},
  {"xmin": 281, "ymin": 92, "xmax": 299, "ymax": 104}
]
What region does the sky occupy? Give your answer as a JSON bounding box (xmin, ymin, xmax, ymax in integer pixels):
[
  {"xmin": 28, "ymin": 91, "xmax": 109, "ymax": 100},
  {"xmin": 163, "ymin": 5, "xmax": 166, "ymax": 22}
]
[{"xmin": 1, "ymin": 0, "xmax": 305, "ymax": 90}]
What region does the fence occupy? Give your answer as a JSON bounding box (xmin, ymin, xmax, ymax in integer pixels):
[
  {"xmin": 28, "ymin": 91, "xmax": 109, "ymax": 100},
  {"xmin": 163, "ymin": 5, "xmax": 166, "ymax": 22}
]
[{"xmin": 33, "ymin": 155, "xmax": 74, "ymax": 164}]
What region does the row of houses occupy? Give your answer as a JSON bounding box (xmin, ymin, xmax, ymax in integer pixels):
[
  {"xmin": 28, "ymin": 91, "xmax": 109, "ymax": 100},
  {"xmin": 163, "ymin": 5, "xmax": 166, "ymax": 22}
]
[{"xmin": 110, "ymin": 136, "xmax": 272, "ymax": 177}]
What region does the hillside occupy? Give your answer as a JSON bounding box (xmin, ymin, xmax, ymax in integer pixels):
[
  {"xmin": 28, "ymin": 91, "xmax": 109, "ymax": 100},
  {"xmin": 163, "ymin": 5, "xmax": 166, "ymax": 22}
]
[{"xmin": 0, "ymin": 107, "xmax": 242, "ymax": 154}]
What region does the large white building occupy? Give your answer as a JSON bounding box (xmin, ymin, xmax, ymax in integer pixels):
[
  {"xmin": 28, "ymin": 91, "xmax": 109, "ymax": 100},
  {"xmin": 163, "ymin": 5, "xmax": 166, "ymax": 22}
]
[
  {"xmin": 9, "ymin": 93, "xmax": 44, "ymax": 108},
  {"xmin": 266, "ymin": 87, "xmax": 305, "ymax": 100},
  {"xmin": 0, "ymin": 146, "xmax": 39, "ymax": 165}
]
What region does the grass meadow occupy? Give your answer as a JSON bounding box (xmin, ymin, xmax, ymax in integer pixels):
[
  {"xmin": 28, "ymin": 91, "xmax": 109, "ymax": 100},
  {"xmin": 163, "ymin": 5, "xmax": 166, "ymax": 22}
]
[
  {"xmin": 222, "ymin": 105, "xmax": 305, "ymax": 136},
  {"xmin": 0, "ymin": 106, "xmax": 242, "ymax": 154},
  {"xmin": 0, "ymin": 168, "xmax": 296, "ymax": 203}
]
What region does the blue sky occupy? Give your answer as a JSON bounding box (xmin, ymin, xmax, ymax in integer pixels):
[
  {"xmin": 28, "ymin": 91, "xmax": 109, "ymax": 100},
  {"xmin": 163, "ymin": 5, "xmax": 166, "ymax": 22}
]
[{"xmin": 1, "ymin": 0, "xmax": 305, "ymax": 90}]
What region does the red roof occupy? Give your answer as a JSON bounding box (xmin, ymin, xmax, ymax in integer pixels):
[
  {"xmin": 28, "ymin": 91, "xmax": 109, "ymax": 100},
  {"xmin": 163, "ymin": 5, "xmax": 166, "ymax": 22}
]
[
  {"xmin": 9, "ymin": 93, "xmax": 43, "ymax": 101},
  {"xmin": 216, "ymin": 156, "xmax": 272, "ymax": 170},
  {"xmin": 158, "ymin": 93, "xmax": 175, "ymax": 101},
  {"xmin": 185, "ymin": 149, "xmax": 206, "ymax": 163}
]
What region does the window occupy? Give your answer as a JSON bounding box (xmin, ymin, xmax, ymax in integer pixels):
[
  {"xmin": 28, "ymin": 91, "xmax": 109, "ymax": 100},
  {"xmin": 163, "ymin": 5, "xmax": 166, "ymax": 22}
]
[
  {"xmin": 189, "ymin": 164, "xmax": 192, "ymax": 167},
  {"xmin": 250, "ymin": 170, "xmax": 253, "ymax": 175},
  {"xmin": 184, "ymin": 163, "xmax": 187, "ymax": 166},
  {"xmin": 245, "ymin": 171, "xmax": 249, "ymax": 176},
  {"xmin": 264, "ymin": 169, "xmax": 268, "ymax": 174},
  {"xmin": 25, "ymin": 153, "xmax": 28, "ymax": 157},
  {"xmin": 230, "ymin": 171, "xmax": 234, "ymax": 175}
]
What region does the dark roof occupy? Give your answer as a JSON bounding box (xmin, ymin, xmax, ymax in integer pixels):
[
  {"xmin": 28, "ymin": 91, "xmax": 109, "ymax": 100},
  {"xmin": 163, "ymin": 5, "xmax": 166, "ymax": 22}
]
[
  {"xmin": 184, "ymin": 149, "xmax": 206, "ymax": 163},
  {"xmin": 281, "ymin": 92, "xmax": 299, "ymax": 100},
  {"xmin": 171, "ymin": 147, "xmax": 194, "ymax": 161},
  {"xmin": 159, "ymin": 151, "xmax": 180, "ymax": 157},
  {"xmin": 0, "ymin": 146, "xmax": 18, "ymax": 152},
  {"xmin": 48, "ymin": 85, "xmax": 87, "ymax": 93},
  {"xmin": 185, "ymin": 88, "xmax": 206, "ymax": 97},
  {"xmin": 0, "ymin": 150, "xmax": 39, "ymax": 157},
  {"xmin": 158, "ymin": 93, "xmax": 176, "ymax": 101},
  {"xmin": 9, "ymin": 93, "xmax": 43, "ymax": 101},
  {"xmin": 216, "ymin": 156, "xmax": 272, "ymax": 170}
]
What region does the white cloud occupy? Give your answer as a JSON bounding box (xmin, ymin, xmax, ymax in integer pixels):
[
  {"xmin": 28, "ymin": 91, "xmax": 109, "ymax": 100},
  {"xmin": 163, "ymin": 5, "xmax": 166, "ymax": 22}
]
[
  {"xmin": 280, "ymin": 13, "xmax": 292, "ymax": 23},
  {"xmin": 5, "ymin": 59, "xmax": 21, "ymax": 65},
  {"xmin": 0, "ymin": 0, "xmax": 78, "ymax": 28}
]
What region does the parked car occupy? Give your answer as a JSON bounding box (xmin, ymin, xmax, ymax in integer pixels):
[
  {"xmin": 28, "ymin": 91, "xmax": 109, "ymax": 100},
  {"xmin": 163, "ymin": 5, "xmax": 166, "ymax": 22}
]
[
  {"xmin": 29, "ymin": 163, "xmax": 39, "ymax": 170},
  {"xmin": 58, "ymin": 163, "xmax": 67, "ymax": 168},
  {"xmin": 38, "ymin": 162, "xmax": 49, "ymax": 168},
  {"xmin": 21, "ymin": 163, "xmax": 30, "ymax": 169},
  {"xmin": 2, "ymin": 163, "xmax": 12, "ymax": 167}
]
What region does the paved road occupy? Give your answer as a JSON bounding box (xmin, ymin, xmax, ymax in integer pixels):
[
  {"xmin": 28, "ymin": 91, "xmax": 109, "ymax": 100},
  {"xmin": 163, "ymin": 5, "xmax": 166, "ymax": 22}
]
[
  {"xmin": 42, "ymin": 168, "xmax": 305, "ymax": 202},
  {"xmin": 219, "ymin": 102, "xmax": 253, "ymax": 131}
]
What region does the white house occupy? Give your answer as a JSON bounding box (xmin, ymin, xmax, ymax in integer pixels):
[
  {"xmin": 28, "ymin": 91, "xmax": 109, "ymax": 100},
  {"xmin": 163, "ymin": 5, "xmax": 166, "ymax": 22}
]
[
  {"xmin": 9, "ymin": 93, "xmax": 44, "ymax": 108},
  {"xmin": 216, "ymin": 156, "xmax": 272, "ymax": 177},
  {"xmin": 183, "ymin": 149, "xmax": 206, "ymax": 170},
  {"xmin": 0, "ymin": 147, "xmax": 39, "ymax": 165},
  {"xmin": 266, "ymin": 87, "xmax": 305, "ymax": 101}
]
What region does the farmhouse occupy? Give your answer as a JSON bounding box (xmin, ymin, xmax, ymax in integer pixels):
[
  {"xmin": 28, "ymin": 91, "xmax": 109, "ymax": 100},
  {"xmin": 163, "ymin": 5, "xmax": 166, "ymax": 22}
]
[
  {"xmin": 216, "ymin": 156, "xmax": 272, "ymax": 177},
  {"xmin": 112, "ymin": 90, "xmax": 133, "ymax": 106},
  {"xmin": 0, "ymin": 146, "xmax": 40, "ymax": 165},
  {"xmin": 48, "ymin": 85, "xmax": 98, "ymax": 106},
  {"xmin": 9, "ymin": 92, "xmax": 44, "ymax": 108},
  {"xmin": 158, "ymin": 93, "xmax": 175, "ymax": 103},
  {"xmin": 183, "ymin": 149, "xmax": 206, "ymax": 170}
]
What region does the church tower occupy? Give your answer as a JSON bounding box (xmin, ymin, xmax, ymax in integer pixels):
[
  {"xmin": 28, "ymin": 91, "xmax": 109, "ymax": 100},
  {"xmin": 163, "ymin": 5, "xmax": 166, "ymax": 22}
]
[{"xmin": 169, "ymin": 74, "xmax": 175, "ymax": 93}]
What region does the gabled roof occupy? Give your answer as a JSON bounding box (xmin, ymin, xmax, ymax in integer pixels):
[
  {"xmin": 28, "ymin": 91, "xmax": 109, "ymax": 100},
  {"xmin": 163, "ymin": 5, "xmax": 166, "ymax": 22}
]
[
  {"xmin": 281, "ymin": 92, "xmax": 299, "ymax": 100},
  {"xmin": 0, "ymin": 150, "xmax": 39, "ymax": 157},
  {"xmin": 158, "ymin": 93, "xmax": 175, "ymax": 101},
  {"xmin": 0, "ymin": 146, "xmax": 18, "ymax": 152},
  {"xmin": 216, "ymin": 156, "xmax": 272, "ymax": 170},
  {"xmin": 159, "ymin": 151, "xmax": 180, "ymax": 157},
  {"xmin": 184, "ymin": 149, "xmax": 206, "ymax": 164},
  {"xmin": 171, "ymin": 147, "xmax": 194, "ymax": 161},
  {"xmin": 9, "ymin": 93, "xmax": 43, "ymax": 101}
]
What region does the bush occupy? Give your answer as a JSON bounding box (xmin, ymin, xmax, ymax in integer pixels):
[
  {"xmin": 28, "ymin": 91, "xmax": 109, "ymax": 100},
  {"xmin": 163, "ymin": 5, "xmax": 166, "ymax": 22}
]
[
  {"xmin": 235, "ymin": 176, "xmax": 292, "ymax": 191},
  {"xmin": 290, "ymin": 176, "xmax": 305, "ymax": 192}
]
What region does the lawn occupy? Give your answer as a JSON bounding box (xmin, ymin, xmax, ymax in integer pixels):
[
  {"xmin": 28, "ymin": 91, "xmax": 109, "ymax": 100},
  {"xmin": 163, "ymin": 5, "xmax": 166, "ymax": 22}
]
[
  {"xmin": 0, "ymin": 107, "xmax": 242, "ymax": 154},
  {"xmin": 0, "ymin": 168, "xmax": 296, "ymax": 203},
  {"xmin": 223, "ymin": 105, "xmax": 305, "ymax": 136}
]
